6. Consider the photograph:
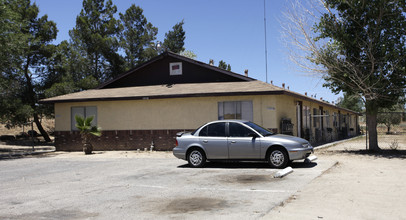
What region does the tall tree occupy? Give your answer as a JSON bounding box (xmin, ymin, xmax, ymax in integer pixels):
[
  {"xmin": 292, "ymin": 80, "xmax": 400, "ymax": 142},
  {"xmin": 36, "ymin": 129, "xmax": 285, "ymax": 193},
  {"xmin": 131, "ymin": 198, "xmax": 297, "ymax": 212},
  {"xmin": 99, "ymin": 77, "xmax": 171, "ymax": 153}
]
[
  {"xmin": 0, "ymin": 0, "xmax": 57, "ymax": 141},
  {"xmin": 44, "ymin": 40, "xmax": 98, "ymax": 99},
  {"xmin": 0, "ymin": 0, "xmax": 25, "ymax": 74},
  {"xmin": 69, "ymin": 0, "xmax": 123, "ymax": 83},
  {"xmin": 283, "ymin": 0, "xmax": 406, "ymax": 151},
  {"xmin": 163, "ymin": 20, "xmax": 186, "ymax": 53},
  {"xmin": 336, "ymin": 93, "xmax": 363, "ymax": 113},
  {"xmin": 119, "ymin": 4, "xmax": 158, "ymax": 70}
]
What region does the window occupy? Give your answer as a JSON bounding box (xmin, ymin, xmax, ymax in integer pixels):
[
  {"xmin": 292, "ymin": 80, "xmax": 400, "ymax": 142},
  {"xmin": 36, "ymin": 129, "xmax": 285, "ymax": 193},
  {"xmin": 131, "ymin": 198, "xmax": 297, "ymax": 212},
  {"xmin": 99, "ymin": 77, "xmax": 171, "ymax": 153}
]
[
  {"xmin": 169, "ymin": 62, "xmax": 182, "ymax": 75},
  {"xmin": 71, "ymin": 106, "xmax": 97, "ymax": 131},
  {"xmin": 199, "ymin": 122, "xmax": 226, "ymax": 137},
  {"xmin": 244, "ymin": 121, "xmax": 273, "ymax": 136},
  {"xmin": 229, "ymin": 122, "xmax": 254, "ymax": 137},
  {"xmin": 218, "ymin": 101, "xmax": 253, "ymax": 121}
]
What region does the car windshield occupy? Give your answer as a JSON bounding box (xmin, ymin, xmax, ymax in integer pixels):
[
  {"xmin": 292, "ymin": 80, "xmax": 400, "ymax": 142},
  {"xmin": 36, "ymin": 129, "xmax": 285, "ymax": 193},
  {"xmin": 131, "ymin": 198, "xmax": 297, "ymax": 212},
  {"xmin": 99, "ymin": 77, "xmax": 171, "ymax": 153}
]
[{"xmin": 243, "ymin": 122, "xmax": 274, "ymax": 136}]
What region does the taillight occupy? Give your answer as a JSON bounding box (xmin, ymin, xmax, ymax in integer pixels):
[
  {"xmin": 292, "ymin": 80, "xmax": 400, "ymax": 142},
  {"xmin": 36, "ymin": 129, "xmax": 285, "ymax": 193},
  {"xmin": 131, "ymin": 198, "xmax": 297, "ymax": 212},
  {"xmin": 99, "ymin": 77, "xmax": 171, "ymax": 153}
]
[{"xmin": 175, "ymin": 139, "xmax": 178, "ymax": 146}]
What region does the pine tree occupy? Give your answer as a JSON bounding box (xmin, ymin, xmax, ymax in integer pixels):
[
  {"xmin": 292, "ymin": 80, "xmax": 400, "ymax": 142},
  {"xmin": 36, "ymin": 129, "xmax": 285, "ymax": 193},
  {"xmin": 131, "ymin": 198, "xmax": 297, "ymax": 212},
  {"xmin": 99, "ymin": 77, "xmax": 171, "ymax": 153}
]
[
  {"xmin": 163, "ymin": 20, "xmax": 186, "ymax": 53},
  {"xmin": 69, "ymin": 0, "xmax": 123, "ymax": 83},
  {"xmin": 119, "ymin": 4, "xmax": 158, "ymax": 69},
  {"xmin": 218, "ymin": 60, "xmax": 232, "ymax": 71}
]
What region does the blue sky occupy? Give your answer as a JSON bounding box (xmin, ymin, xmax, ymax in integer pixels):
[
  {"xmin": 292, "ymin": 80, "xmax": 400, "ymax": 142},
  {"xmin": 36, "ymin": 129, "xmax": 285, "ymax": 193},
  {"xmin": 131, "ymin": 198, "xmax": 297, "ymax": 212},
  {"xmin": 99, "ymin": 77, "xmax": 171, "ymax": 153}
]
[{"xmin": 34, "ymin": 0, "xmax": 341, "ymax": 103}]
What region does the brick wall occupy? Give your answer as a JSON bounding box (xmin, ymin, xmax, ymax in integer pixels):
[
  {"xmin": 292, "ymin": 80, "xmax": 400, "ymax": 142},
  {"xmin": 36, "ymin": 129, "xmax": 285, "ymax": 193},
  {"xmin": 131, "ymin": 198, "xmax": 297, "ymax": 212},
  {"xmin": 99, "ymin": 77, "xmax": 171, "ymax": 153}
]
[{"xmin": 54, "ymin": 129, "xmax": 189, "ymax": 151}]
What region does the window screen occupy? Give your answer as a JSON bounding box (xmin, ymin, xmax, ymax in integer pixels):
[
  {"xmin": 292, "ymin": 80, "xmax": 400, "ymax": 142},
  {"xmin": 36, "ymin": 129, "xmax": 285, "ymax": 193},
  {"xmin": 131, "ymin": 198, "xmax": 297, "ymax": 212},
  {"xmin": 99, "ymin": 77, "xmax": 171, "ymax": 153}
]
[{"xmin": 218, "ymin": 101, "xmax": 253, "ymax": 121}]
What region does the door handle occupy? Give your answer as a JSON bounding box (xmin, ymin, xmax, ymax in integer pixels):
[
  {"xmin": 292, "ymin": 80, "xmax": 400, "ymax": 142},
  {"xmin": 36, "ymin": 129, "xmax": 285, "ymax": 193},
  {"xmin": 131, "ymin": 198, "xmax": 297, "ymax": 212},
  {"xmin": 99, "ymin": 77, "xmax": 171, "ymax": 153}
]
[
  {"xmin": 203, "ymin": 140, "xmax": 208, "ymax": 143},
  {"xmin": 230, "ymin": 141, "xmax": 236, "ymax": 144}
]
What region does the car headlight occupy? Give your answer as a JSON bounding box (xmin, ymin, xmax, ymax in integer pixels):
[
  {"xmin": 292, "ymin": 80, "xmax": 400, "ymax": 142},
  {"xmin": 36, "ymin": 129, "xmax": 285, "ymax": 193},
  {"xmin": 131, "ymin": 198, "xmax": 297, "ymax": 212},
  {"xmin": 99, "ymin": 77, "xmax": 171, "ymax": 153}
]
[{"xmin": 302, "ymin": 143, "xmax": 311, "ymax": 148}]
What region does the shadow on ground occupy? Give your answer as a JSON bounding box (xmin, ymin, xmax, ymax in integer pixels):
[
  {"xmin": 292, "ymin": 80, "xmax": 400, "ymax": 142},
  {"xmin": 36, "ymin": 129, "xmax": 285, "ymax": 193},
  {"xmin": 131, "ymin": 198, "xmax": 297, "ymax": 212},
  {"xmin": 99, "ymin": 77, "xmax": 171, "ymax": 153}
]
[
  {"xmin": 177, "ymin": 161, "xmax": 317, "ymax": 169},
  {"xmin": 0, "ymin": 151, "xmax": 58, "ymax": 160}
]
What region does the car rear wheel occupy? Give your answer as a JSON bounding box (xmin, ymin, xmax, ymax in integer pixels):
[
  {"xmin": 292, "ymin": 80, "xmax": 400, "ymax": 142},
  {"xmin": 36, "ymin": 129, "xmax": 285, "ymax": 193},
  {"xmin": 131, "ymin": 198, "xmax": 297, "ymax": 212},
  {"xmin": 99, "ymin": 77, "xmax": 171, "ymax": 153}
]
[
  {"xmin": 187, "ymin": 149, "xmax": 206, "ymax": 168},
  {"xmin": 268, "ymin": 148, "xmax": 288, "ymax": 169}
]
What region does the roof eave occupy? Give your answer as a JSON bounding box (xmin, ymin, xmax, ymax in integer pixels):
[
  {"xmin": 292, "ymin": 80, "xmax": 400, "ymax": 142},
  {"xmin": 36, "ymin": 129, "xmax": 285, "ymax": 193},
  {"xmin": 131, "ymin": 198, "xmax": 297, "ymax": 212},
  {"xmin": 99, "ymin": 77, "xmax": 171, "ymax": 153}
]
[
  {"xmin": 282, "ymin": 90, "xmax": 361, "ymax": 115},
  {"xmin": 39, "ymin": 90, "xmax": 284, "ymax": 104}
]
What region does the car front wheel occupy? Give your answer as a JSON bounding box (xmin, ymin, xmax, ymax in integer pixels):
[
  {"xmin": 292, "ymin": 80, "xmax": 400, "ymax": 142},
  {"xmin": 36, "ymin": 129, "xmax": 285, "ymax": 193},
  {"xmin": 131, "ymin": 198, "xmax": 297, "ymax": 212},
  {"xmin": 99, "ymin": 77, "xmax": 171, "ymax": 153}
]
[
  {"xmin": 187, "ymin": 148, "xmax": 206, "ymax": 168},
  {"xmin": 268, "ymin": 148, "xmax": 288, "ymax": 169}
]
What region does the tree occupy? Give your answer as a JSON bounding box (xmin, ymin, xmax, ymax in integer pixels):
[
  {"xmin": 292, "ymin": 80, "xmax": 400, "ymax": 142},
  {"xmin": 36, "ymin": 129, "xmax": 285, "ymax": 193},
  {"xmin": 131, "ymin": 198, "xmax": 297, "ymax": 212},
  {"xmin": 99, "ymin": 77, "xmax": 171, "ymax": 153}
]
[
  {"xmin": 283, "ymin": 0, "xmax": 406, "ymax": 151},
  {"xmin": 218, "ymin": 60, "xmax": 232, "ymax": 71},
  {"xmin": 44, "ymin": 40, "xmax": 99, "ymax": 99},
  {"xmin": 119, "ymin": 4, "xmax": 158, "ymax": 70},
  {"xmin": 336, "ymin": 92, "xmax": 363, "ymax": 113},
  {"xmin": 163, "ymin": 20, "xmax": 186, "ymax": 53},
  {"xmin": 75, "ymin": 115, "xmax": 101, "ymax": 154},
  {"xmin": 180, "ymin": 50, "xmax": 197, "ymax": 59},
  {"xmin": 69, "ymin": 0, "xmax": 123, "ymax": 83},
  {"xmin": 0, "ymin": 0, "xmax": 57, "ymax": 142},
  {"xmin": 0, "ymin": 0, "xmax": 26, "ymax": 75},
  {"xmin": 377, "ymin": 105, "xmax": 403, "ymax": 134}
]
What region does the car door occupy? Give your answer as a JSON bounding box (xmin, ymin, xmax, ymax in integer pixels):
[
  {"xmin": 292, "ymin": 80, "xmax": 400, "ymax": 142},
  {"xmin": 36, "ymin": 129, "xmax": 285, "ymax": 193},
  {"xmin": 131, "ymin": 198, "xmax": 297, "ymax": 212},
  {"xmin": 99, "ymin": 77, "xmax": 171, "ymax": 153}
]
[
  {"xmin": 227, "ymin": 122, "xmax": 261, "ymax": 159},
  {"xmin": 198, "ymin": 122, "xmax": 228, "ymax": 159}
]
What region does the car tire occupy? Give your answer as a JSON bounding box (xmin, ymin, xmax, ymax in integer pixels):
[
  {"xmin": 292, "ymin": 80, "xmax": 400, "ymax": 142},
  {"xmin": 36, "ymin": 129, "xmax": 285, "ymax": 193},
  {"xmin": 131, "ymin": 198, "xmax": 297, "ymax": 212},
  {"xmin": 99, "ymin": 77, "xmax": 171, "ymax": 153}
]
[
  {"xmin": 187, "ymin": 148, "xmax": 206, "ymax": 168},
  {"xmin": 268, "ymin": 148, "xmax": 288, "ymax": 169}
]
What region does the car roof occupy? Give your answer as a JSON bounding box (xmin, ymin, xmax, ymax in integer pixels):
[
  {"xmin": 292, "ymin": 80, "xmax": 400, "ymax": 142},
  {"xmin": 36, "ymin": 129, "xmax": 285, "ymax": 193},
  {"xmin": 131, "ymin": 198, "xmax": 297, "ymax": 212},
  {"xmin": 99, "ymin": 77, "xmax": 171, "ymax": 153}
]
[{"xmin": 207, "ymin": 120, "xmax": 249, "ymax": 123}]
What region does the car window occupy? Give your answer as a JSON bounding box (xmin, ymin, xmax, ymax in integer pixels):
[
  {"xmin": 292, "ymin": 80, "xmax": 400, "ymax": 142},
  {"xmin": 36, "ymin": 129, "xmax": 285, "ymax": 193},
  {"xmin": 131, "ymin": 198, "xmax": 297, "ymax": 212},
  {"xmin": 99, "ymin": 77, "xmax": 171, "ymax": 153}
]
[
  {"xmin": 193, "ymin": 124, "xmax": 206, "ymax": 135},
  {"xmin": 199, "ymin": 122, "xmax": 226, "ymax": 137},
  {"xmin": 229, "ymin": 122, "xmax": 255, "ymax": 137},
  {"xmin": 198, "ymin": 125, "xmax": 208, "ymax": 136},
  {"xmin": 244, "ymin": 121, "xmax": 273, "ymax": 136}
]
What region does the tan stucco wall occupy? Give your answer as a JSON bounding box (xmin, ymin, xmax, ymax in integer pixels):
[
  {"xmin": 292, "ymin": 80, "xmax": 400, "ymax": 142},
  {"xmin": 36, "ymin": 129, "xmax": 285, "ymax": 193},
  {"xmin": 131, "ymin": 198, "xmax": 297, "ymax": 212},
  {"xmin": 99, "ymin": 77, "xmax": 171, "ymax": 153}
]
[
  {"xmin": 54, "ymin": 94, "xmax": 358, "ymax": 138},
  {"xmin": 55, "ymin": 95, "xmax": 282, "ymax": 131}
]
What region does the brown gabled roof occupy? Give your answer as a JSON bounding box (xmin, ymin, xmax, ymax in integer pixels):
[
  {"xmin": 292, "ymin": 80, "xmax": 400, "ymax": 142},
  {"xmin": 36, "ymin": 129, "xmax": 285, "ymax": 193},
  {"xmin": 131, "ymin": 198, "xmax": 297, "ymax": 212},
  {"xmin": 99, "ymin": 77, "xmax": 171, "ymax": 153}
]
[
  {"xmin": 42, "ymin": 81, "xmax": 280, "ymax": 103},
  {"xmin": 40, "ymin": 80, "xmax": 359, "ymax": 114},
  {"xmin": 97, "ymin": 51, "xmax": 254, "ymax": 89}
]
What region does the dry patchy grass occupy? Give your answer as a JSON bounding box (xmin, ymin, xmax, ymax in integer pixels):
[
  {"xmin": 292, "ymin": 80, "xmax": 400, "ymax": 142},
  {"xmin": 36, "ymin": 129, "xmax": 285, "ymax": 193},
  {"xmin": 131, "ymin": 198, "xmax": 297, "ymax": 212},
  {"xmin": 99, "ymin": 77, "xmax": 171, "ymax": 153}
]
[{"xmin": 0, "ymin": 118, "xmax": 54, "ymax": 136}]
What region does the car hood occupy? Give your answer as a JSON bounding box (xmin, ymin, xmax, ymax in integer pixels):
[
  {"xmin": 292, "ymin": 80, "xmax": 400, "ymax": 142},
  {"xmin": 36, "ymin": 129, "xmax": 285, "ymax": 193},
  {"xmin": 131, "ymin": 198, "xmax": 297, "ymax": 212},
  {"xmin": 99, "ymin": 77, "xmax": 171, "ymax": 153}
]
[{"xmin": 264, "ymin": 134, "xmax": 309, "ymax": 145}]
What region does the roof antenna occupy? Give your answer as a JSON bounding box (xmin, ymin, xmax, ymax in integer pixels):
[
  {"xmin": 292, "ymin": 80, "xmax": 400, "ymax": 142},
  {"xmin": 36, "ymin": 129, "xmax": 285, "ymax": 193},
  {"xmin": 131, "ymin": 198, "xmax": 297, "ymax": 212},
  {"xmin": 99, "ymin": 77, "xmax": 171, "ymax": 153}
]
[{"xmin": 264, "ymin": 0, "xmax": 268, "ymax": 83}]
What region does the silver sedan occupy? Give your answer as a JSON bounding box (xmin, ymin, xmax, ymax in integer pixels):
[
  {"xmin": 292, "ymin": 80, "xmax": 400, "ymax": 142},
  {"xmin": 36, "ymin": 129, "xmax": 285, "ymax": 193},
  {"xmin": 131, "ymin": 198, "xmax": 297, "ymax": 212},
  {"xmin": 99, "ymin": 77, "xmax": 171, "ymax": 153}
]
[{"xmin": 173, "ymin": 120, "xmax": 313, "ymax": 168}]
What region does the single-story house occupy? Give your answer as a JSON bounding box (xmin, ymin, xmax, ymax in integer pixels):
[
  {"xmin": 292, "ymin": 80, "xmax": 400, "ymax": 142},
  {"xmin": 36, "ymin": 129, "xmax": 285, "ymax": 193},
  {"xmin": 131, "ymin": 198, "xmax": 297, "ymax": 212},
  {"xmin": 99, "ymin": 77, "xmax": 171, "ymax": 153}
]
[{"xmin": 41, "ymin": 52, "xmax": 360, "ymax": 151}]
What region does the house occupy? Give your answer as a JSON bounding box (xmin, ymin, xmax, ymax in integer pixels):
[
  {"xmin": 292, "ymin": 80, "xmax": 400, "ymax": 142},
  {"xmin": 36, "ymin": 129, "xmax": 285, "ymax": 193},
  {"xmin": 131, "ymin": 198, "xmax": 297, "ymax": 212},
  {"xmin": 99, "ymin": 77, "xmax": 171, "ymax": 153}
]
[{"xmin": 40, "ymin": 52, "xmax": 360, "ymax": 151}]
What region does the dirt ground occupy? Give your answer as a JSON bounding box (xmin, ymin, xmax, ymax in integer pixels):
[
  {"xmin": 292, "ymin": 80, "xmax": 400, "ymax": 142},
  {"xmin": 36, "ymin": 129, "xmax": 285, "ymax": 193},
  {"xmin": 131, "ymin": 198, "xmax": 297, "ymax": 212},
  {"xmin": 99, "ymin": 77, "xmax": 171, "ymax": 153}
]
[{"xmin": 263, "ymin": 135, "xmax": 406, "ymax": 220}]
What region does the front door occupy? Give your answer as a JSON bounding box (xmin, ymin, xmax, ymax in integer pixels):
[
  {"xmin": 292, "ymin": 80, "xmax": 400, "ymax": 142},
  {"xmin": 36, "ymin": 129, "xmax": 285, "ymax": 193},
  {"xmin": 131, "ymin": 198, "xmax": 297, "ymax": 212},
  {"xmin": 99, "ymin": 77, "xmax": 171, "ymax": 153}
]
[{"xmin": 227, "ymin": 122, "xmax": 261, "ymax": 159}]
